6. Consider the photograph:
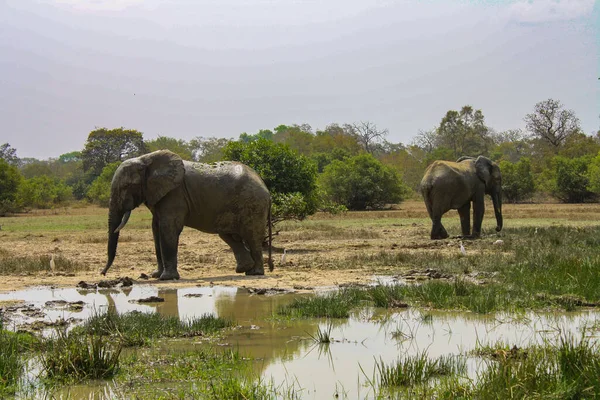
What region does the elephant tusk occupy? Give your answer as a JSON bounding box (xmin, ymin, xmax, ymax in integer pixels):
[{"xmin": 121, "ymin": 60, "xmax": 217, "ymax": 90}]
[{"xmin": 114, "ymin": 210, "xmax": 131, "ymax": 233}]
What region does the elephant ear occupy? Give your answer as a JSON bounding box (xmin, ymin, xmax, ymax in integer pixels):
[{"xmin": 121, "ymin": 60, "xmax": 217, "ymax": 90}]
[
  {"xmin": 475, "ymin": 156, "xmax": 493, "ymax": 188},
  {"xmin": 143, "ymin": 150, "xmax": 185, "ymax": 206},
  {"xmin": 456, "ymin": 156, "xmax": 475, "ymax": 163}
]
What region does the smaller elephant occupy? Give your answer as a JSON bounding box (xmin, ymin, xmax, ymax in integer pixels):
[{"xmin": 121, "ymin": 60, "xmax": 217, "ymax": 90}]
[
  {"xmin": 101, "ymin": 150, "xmax": 273, "ymax": 280},
  {"xmin": 420, "ymin": 156, "xmax": 503, "ymax": 240}
]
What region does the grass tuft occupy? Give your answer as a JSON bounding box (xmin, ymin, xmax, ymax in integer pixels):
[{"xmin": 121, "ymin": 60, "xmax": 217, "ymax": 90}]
[
  {"xmin": 0, "ymin": 252, "xmax": 84, "ymax": 274},
  {"xmin": 40, "ymin": 330, "xmax": 122, "ymax": 382},
  {"xmin": 79, "ymin": 309, "xmax": 232, "ymax": 346}
]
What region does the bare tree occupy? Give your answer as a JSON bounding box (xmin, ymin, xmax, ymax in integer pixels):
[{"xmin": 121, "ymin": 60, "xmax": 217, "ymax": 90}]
[
  {"xmin": 351, "ymin": 121, "xmax": 389, "ymax": 154},
  {"xmin": 412, "ymin": 129, "xmax": 438, "ymax": 153},
  {"xmin": 524, "ymin": 98, "xmax": 580, "ymax": 148}
]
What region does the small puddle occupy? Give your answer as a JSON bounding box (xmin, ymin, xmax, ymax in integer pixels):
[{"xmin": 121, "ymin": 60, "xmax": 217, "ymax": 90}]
[{"xmin": 1, "ymin": 284, "xmax": 599, "ymax": 398}]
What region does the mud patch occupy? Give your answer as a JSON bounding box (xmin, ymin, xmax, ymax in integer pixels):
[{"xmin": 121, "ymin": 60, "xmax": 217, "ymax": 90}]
[{"xmin": 77, "ymin": 276, "xmax": 134, "ymax": 290}]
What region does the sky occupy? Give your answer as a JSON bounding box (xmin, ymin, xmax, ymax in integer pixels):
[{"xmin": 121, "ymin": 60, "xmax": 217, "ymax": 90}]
[{"xmin": 1, "ymin": 0, "xmax": 598, "ymax": 159}]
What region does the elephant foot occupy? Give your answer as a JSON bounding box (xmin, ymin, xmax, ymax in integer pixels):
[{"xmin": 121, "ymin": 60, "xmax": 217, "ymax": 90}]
[
  {"xmin": 459, "ymin": 235, "xmax": 477, "ymax": 240},
  {"xmin": 235, "ymin": 262, "xmax": 254, "ymax": 274},
  {"xmin": 151, "ymin": 269, "xmax": 162, "ymax": 279},
  {"xmin": 159, "ymin": 271, "xmax": 180, "ymax": 280},
  {"xmin": 431, "ymin": 232, "xmax": 449, "ymax": 240},
  {"xmin": 245, "ymin": 269, "xmax": 265, "ymax": 276}
]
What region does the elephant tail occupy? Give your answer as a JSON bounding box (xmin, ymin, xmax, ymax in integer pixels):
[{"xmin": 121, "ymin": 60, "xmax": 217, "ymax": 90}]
[{"xmin": 268, "ymin": 202, "xmax": 274, "ymax": 272}]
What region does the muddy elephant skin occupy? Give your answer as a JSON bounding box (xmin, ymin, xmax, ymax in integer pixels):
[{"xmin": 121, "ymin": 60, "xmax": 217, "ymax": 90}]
[{"xmin": 102, "ymin": 150, "xmax": 272, "ymax": 280}]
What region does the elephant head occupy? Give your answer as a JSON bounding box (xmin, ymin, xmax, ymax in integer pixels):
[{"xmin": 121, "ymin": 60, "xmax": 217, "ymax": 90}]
[
  {"xmin": 102, "ymin": 150, "xmax": 185, "ymax": 275},
  {"xmin": 473, "ymin": 156, "xmax": 503, "ymax": 233}
]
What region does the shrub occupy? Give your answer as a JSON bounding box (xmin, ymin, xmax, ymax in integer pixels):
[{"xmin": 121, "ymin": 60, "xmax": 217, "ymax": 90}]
[
  {"xmin": 499, "ymin": 158, "xmax": 535, "ymax": 203},
  {"xmin": 223, "ymin": 138, "xmax": 319, "ymax": 222},
  {"xmin": 0, "ymin": 159, "xmax": 22, "ymax": 215},
  {"xmin": 551, "ymin": 156, "xmax": 594, "ymax": 203},
  {"xmin": 17, "ymin": 176, "xmax": 72, "ymax": 209},
  {"xmin": 319, "ymin": 153, "xmax": 407, "ymax": 210},
  {"xmin": 86, "ymin": 162, "xmax": 121, "ymax": 207}
]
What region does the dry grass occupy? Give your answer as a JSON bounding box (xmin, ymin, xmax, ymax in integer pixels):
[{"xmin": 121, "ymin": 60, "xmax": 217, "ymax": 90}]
[{"xmin": 0, "ymin": 200, "xmax": 599, "ymax": 290}]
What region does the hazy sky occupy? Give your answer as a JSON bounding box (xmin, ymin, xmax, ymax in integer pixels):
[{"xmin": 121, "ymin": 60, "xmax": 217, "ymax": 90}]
[{"xmin": 1, "ymin": 0, "xmax": 598, "ymax": 159}]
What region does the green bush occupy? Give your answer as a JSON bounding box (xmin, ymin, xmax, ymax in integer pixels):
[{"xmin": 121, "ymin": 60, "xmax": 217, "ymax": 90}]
[
  {"xmin": 223, "ymin": 138, "xmax": 319, "ymax": 222},
  {"xmin": 17, "ymin": 176, "xmax": 72, "ymax": 209},
  {"xmin": 86, "ymin": 162, "xmax": 121, "ymax": 207},
  {"xmin": 587, "ymin": 152, "xmax": 600, "ymax": 194},
  {"xmin": 551, "ymin": 156, "xmax": 594, "ymax": 203},
  {"xmin": 499, "ymin": 158, "xmax": 535, "ymax": 203},
  {"xmin": 319, "ymin": 153, "xmax": 407, "ymax": 210},
  {"xmin": 0, "ymin": 159, "xmax": 22, "ymax": 215}
]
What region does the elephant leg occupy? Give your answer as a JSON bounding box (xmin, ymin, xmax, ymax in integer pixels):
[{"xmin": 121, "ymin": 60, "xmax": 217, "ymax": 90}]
[
  {"xmin": 243, "ymin": 235, "xmax": 265, "ymax": 276},
  {"xmin": 157, "ymin": 220, "xmax": 182, "ymax": 280},
  {"xmin": 219, "ymin": 234, "xmax": 254, "ymax": 273},
  {"xmin": 472, "ymin": 193, "xmax": 485, "ymax": 238},
  {"xmin": 430, "ymin": 216, "xmax": 449, "ymax": 240},
  {"xmin": 457, "ymin": 203, "xmax": 471, "ymax": 237},
  {"xmin": 151, "ymin": 215, "xmax": 164, "ymax": 279}
]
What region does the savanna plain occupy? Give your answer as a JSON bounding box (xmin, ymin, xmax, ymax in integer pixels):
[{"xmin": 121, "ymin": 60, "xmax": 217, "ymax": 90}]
[{"xmin": 1, "ymin": 200, "xmax": 600, "ymax": 399}]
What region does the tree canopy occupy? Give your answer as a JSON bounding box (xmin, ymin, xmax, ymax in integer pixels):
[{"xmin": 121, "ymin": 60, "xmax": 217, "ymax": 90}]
[{"xmin": 81, "ymin": 128, "xmax": 146, "ymax": 178}]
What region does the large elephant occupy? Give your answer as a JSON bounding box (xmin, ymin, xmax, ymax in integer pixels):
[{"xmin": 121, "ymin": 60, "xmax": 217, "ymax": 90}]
[
  {"xmin": 101, "ymin": 150, "xmax": 272, "ymax": 280},
  {"xmin": 420, "ymin": 156, "xmax": 503, "ymax": 240}
]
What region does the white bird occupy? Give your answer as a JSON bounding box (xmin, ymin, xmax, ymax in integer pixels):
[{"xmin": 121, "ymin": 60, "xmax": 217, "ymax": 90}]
[
  {"xmin": 534, "ymin": 228, "xmax": 538, "ymax": 235},
  {"xmin": 459, "ymin": 241, "xmax": 467, "ymax": 256},
  {"xmin": 49, "ymin": 253, "xmax": 56, "ymax": 272},
  {"xmin": 280, "ymin": 249, "xmax": 287, "ymax": 266},
  {"xmin": 493, "ymin": 239, "xmax": 504, "ymax": 246}
]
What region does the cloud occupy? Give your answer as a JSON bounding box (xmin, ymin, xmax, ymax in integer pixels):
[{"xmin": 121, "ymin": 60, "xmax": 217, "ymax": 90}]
[{"xmin": 507, "ymin": 0, "xmax": 595, "ymax": 23}]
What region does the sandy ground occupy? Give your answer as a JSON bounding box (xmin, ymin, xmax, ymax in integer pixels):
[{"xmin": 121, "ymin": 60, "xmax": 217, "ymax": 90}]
[{"xmin": 1, "ymin": 200, "xmax": 600, "ymax": 292}]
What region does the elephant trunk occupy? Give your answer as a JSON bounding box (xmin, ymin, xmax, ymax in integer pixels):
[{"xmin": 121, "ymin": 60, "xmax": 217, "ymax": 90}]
[
  {"xmin": 492, "ymin": 190, "xmax": 503, "ymax": 232},
  {"xmin": 102, "ymin": 207, "xmax": 131, "ymax": 275}
]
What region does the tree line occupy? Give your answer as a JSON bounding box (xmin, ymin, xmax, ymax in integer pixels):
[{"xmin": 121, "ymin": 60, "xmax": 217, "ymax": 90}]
[{"xmin": 1, "ymin": 98, "xmax": 599, "ymax": 219}]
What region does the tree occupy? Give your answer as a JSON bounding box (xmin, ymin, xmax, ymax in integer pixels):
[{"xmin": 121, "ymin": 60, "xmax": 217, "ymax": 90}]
[
  {"xmin": 145, "ymin": 136, "xmax": 193, "ymax": 160},
  {"xmin": 0, "ymin": 143, "xmax": 19, "ymax": 166},
  {"xmin": 351, "ymin": 121, "xmax": 388, "ymax": 154},
  {"xmin": 548, "ymin": 156, "xmax": 593, "ymax": 203},
  {"xmin": 223, "ymin": 138, "xmax": 319, "ymax": 223},
  {"xmin": 188, "ymin": 137, "xmax": 231, "ymax": 162},
  {"xmin": 0, "ymin": 159, "xmax": 22, "ymax": 215},
  {"xmin": 17, "ymin": 176, "xmax": 72, "ymax": 209},
  {"xmin": 489, "ymin": 129, "xmax": 532, "ymax": 163},
  {"xmin": 412, "ymin": 129, "xmax": 438, "ymax": 154},
  {"xmin": 524, "ymin": 98, "xmax": 580, "ymax": 149},
  {"xmin": 319, "ymin": 153, "xmax": 406, "ymax": 210},
  {"xmin": 239, "ymin": 129, "xmax": 274, "ymax": 143},
  {"xmin": 499, "ymin": 158, "xmax": 535, "ymax": 203},
  {"xmin": 272, "ymin": 124, "xmax": 314, "ymax": 155},
  {"xmin": 87, "ymin": 162, "xmax": 121, "ymax": 207},
  {"xmin": 436, "ymin": 106, "xmax": 492, "ymax": 158},
  {"xmin": 81, "ymin": 127, "xmax": 146, "ymax": 178},
  {"xmin": 311, "ymin": 124, "xmax": 362, "ymax": 156}
]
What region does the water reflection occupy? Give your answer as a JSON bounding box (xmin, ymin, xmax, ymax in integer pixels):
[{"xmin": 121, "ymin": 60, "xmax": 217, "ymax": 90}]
[{"xmin": 1, "ymin": 285, "xmax": 599, "ymax": 399}]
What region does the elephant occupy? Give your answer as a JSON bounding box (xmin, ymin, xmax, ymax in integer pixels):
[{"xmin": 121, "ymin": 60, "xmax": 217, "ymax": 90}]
[
  {"xmin": 420, "ymin": 156, "xmax": 503, "ymax": 240},
  {"xmin": 101, "ymin": 150, "xmax": 273, "ymax": 280}
]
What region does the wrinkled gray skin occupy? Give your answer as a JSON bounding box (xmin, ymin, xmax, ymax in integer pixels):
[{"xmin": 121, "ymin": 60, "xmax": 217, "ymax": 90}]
[
  {"xmin": 420, "ymin": 156, "xmax": 503, "ymax": 240},
  {"xmin": 102, "ymin": 150, "xmax": 272, "ymax": 280}
]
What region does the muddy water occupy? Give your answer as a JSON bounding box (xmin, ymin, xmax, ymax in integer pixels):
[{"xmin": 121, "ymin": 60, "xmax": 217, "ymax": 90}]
[{"xmin": 1, "ymin": 284, "xmax": 599, "ymax": 399}]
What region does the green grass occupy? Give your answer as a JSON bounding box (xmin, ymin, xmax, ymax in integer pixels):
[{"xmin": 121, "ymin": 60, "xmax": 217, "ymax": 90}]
[
  {"xmin": 373, "ymin": 352, "xmax": 466, "ymax": 389},
  {"xmin": 307, "ymin": 322, "xmax": 333, "ymax": 344},
  {"xmin": 79, "ymin": 309, "xmax": 232, "ymax": 346},
  {"xmin": 0, "ymin": 327, "xmax": 38, "ymax": 396},
  {"xmin": 118, "ymin": 348, "xmax": 276, "ymax": 399},
  {"xmin": 0, "ymin": 252, "xmax": 85, "ymax": 274},
  {"xmin": 472, "ymin": 333, "xmax": 600, "ymax": 399},
  {"xmin": 277, "ymin": 289, "xmax": 366, "ymax": 318},
  {"xmin": 40, "ymin": 330, "xmax": 122, "ymax": 383},
  {"xmin": 281, "ymin": 226, "xmax": 600, "ymax": 316}
]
